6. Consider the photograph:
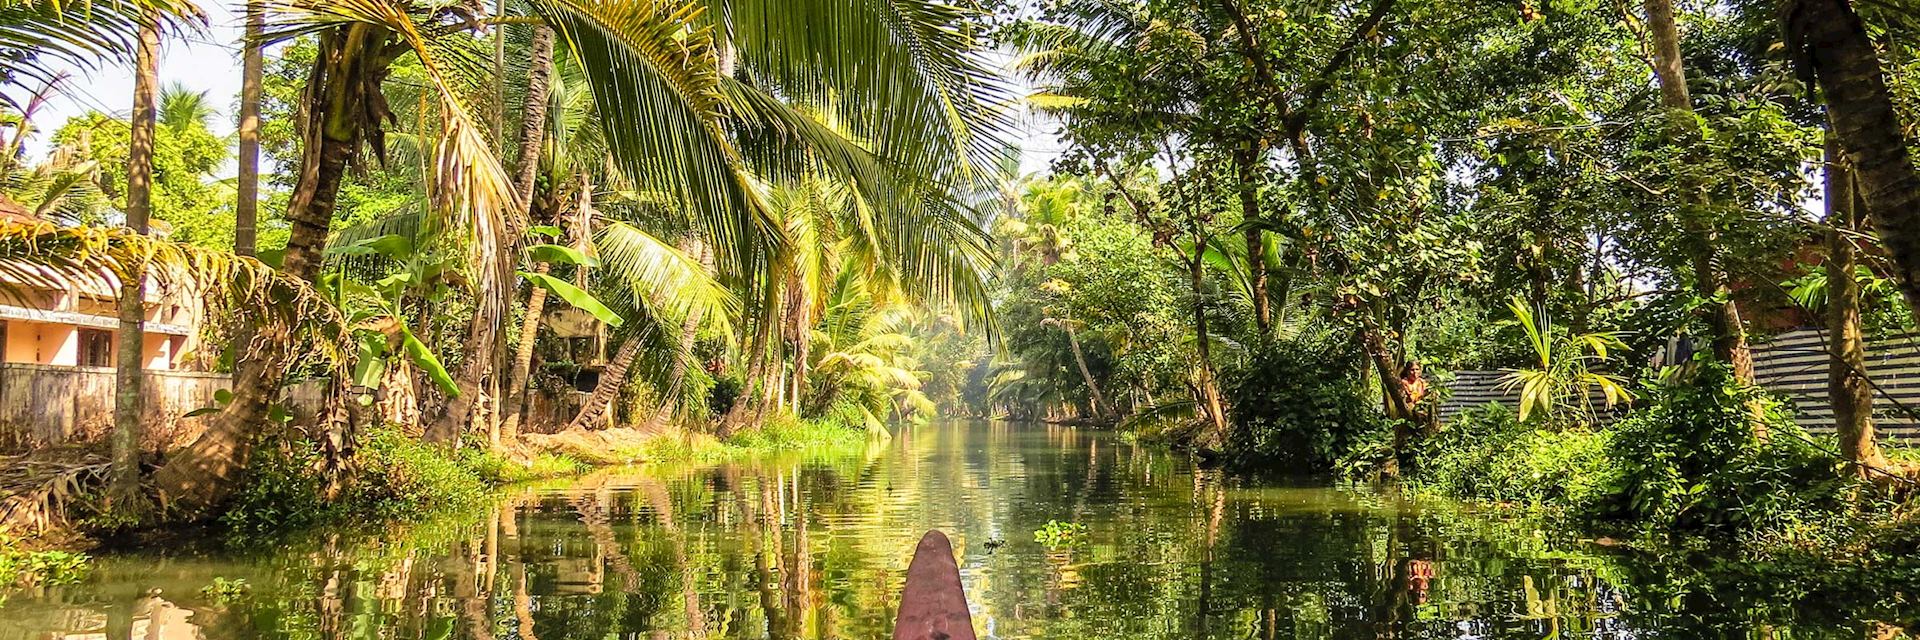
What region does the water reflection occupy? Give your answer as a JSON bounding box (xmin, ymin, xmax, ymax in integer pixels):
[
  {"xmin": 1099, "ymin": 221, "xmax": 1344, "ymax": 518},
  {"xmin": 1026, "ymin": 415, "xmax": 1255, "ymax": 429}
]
[{"xmin": 0, "ymin": 422, "xmax": 1887, "ymax": 639}]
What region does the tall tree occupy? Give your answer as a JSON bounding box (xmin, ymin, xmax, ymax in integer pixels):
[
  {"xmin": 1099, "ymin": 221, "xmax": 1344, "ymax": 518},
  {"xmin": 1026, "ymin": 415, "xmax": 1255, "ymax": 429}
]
[
  {"xmin": 235, "ymin": 0, "xmax": 262, "ymax": 257},
  {"xmin": 1641, "ymin": 0, "xmax": 1757, "ymax": 390},
  {"xmin": 109, "ymin": 17, "xmax": 160, "ymax": 509},
  {"xmin": 1824, "ymin": 132, "xmax": 1886, "ymax": 479},
  {"xmin": 1785, "ymin": 0, "xmax": 1920, "ymax": 315},
  {"xmin": 494, "ymin": 25, "xmax": 557, "ymax": 444}
]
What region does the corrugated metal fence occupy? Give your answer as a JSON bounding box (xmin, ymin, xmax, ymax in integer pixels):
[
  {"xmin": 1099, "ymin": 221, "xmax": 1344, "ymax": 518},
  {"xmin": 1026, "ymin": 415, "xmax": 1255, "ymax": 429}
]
[{"xmin": 1438, "ymin": 329, "xmax": 1920, "ymax": 441}]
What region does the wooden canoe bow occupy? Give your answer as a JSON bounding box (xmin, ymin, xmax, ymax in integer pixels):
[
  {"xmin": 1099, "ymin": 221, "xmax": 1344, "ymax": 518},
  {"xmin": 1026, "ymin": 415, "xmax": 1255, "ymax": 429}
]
[{"xmin": 892, "ymin": 530, "xmax": 977, "ymax": 640}]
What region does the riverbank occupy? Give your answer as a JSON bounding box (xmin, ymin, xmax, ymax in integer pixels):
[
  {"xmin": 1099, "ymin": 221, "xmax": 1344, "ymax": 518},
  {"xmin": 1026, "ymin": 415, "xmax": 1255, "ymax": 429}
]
[
  {"xmin": 1384, "ymin": 397, "xmax": 1920, "ymax": 631},
  {"xmin": 0, "ymin": 412, "xmax": 875, "ymax": 597},
  {"xmin": 4, "ymin": 420, "xmax": 1908, "ymax": 637}
]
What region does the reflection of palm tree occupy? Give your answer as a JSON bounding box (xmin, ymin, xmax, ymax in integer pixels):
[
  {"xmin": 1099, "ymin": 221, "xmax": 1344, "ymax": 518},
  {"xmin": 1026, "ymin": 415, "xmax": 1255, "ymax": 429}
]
[{"xmin": 638, "ymin": 478, "xmax": 708, "ymax": 637}]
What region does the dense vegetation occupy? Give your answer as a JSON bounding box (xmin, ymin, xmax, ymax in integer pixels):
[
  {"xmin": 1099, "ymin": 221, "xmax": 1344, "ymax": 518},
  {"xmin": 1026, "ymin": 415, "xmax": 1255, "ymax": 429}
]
[
  {"xmin": 1, "ymin": 0, "xmax": 1920, "ymax": 620},
  {"xmin": 0, "ymin": 0, "xmax": 1006, "ymax": 548},
  {"xmin": 962, "ymin": 0, "xmax": 1920, "ymax": 603}
]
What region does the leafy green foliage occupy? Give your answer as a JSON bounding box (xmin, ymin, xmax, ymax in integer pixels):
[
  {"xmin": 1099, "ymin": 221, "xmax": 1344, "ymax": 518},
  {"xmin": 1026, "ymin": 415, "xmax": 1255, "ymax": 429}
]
[
  {"xmin": 1498, "ymin": 296, "xmax": 1634, "ymax": 425},
  {"xmin": 456, "ymin": 448, "xmax": 587, "ymax": 485},
  {"xmin": 199, "ymin": 577, "xmax": 251, "ymax": 604},
  {"xmin": 218, "ymin": 436, "xmax": 329, "ymax": 539},
  {"xmin": 344, "ymin": 428, "xmax": 488, "ymax": 521},
  {"xmin": 0, "ymin": 535, "xmax": 88, "ymax": 603},
  {"xmin": 1032, "ymin": 519, "xmax": 1087, "ymax": 548},
  {"xmin": 1411, "ymin": 405, "xmax": 1620, "ymax": 513},
  {"xmin": 1602, "ymin": 364, "xmax": 1853, "ymax": 535},
  {"xmin": 1223, "ymin": 331, "xmax": 1388, "ymax": 471},
  {"xmin": 50, "ymin": 87, "xmax": 233, "ymax": 246}
]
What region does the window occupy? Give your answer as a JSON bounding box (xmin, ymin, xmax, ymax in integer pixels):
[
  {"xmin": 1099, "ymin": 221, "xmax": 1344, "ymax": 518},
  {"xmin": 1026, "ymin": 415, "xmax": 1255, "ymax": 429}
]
[{"xmin": 79, "ymin": 329, "xmax": 112, "ymax": 368}]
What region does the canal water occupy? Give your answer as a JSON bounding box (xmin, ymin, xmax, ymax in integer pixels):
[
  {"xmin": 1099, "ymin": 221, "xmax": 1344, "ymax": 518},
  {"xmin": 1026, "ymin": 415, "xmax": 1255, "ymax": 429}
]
[{"xmin": 0, "ymin": 421, "xmax": 1885, "ymax": 638}]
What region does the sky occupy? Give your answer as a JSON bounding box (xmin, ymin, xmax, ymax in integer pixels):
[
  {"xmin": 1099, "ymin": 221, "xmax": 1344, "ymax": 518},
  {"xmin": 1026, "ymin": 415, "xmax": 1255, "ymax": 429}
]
[{"xmin": 27, "ymin": 8, "xmax": 1067, "ymax": 179}]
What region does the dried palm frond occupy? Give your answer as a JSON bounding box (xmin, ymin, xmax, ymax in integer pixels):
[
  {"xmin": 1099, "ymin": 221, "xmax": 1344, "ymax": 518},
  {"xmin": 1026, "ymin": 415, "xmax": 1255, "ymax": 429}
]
[{"xmin": 0, "ymin": 455, "xmax": 110, "ymax": 536}]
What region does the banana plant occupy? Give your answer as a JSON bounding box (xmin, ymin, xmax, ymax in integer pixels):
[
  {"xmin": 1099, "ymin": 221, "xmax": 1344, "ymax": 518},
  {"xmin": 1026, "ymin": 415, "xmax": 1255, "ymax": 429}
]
[
  {"xmin": 520, "ymin": 226, "xmax": 622, "ymax": 328},
  {"xmin": 324, "ymin": 231, "xmax": 625, "ymax": 399},
  {"xmin": 321, "ymin": 234, "xmax": 458, "ymax": 397},
  {"xmin": 1497, "ymin": 296, "xmax": 1634, "ymax": 426}
]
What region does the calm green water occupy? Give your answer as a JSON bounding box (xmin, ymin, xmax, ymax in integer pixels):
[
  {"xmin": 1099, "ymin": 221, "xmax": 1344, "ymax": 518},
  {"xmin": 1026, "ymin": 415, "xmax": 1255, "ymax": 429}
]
[{"xmin": 0, "ymin": 421, "xmax": 1891, "ymax": 638}]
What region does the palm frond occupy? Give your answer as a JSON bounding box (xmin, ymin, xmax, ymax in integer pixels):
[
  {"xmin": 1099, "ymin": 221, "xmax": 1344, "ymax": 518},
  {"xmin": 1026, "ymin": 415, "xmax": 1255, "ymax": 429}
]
[
  {"xmin": 0, "ymin": 222, "xmax": 349, "ymax": 372},
  {"xmin": 706, "ymin": 0, "xmax": 1016, "ymax": 187},
  {"xmin": 0, "ymin": 0, "xmax": 205, "ymax": 96},
  {"xmin": 594, "ymin": 220, "xmax": 736, "ymax": 334},
  {"xmin": 532, "ymin": 0, "xmax": 781, "ymax": 288}
]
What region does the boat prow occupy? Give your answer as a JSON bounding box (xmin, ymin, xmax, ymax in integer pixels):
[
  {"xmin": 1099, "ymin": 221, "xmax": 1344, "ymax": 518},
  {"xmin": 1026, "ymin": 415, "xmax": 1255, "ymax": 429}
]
[{"xmin": 893, "ymin": 530, "xmax": 977, "ymax": 640}]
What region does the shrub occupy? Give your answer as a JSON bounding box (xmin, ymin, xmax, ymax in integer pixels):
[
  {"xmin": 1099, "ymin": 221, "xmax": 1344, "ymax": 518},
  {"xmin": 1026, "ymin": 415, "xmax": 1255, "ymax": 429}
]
[
  {"xmin": 345, "ymin": 428, "xmax": 488, "ymax": 520},
  {"xmin": 1412, "ymin": 405, "xmax": 1619, "ymax": 511},
  {"xmin": 1224, "ymin": 332, "xmax": 1389, "ymax": 470},
  {"xmin": 220, "ymin": 437, "xmax": 330, "ymax": 539},
  {"xmin": 1600, "ymin": 363, "xmax": 1852, "ymax": 534}
]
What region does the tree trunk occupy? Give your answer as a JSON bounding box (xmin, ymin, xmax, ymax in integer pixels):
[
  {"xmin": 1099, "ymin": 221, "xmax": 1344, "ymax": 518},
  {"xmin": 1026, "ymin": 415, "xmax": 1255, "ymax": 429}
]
[
  {"xmin": 438, "ymin": 27, "xmax": 556, "ymax": 447},
  {"xmin": 110, "ymin": 21, "xmax": 159, "ymax": 510},
  {"xmin": 1359, "ymin": 314, "xmax": 1422, "ymax": 479},
  {"xmin": 1826, "ymin": 132, "xmax": 1887, "ymax": 479},
  {"xmin": 154, "ymin": 25, "xmax": 396, "ymax": 512},
  {"xmin": 1789, "ymin": 0, "xmax": 1920, "ymax": 315},
  {"xmin": 568, "ymin": 333, "xmax": 645, "ymax": 431},
  {"xmin": 784, "ymin": 269, "xmax": 810, "ymax": 410},
  {"xmin": 236, "ymin": 3, "xmax": 263, "ymax": 257},
  {"xmin": 1187, "ymin": 252, "xmax": 1229, "ymax": 451},
  {"xmin": 646, "ymin": 241, "xmax": 709, "ymax": 431},
  {"xmin": 499, "ymin": 25, "xmax": 558, "ymax": 441},
  {"xmin": 721, "ymin": 295, "xmax": 779, "ymax": 436},
  {"xmin": 1643, "ymin": 0, "xmax": 1759, "ymax": 396},
  {"xmin": 1062, "ymin": 316, "xmax": 1110, "ymax": 420},
  {"xmin": 1235, "ymin": 145, "xmax": 1270, "ymax": 334}
]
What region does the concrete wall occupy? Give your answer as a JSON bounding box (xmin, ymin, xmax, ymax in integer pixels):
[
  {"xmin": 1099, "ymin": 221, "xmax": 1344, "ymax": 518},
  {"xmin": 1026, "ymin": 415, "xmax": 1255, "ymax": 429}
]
[{"xmin": 0, "ymin": 364, "xmax": 327, "ymax": 452}]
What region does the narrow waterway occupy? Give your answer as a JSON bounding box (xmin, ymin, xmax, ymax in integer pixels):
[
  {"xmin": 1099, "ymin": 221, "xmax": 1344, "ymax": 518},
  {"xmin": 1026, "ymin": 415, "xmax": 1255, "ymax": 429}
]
[{"xmin": 0, "ymin": 421, "xmax": 1874, "ymax": 638}]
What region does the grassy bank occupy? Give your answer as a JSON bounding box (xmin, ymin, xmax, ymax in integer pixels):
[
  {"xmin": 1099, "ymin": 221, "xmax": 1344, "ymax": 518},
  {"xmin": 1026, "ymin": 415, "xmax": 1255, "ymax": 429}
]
[
  {"xmin": 221, "ymin": 412, "xmax": 871, "ymax": 540},
  {"xmin": 0, "ymin": 411, "xmax": 873, "ymax": 600}
]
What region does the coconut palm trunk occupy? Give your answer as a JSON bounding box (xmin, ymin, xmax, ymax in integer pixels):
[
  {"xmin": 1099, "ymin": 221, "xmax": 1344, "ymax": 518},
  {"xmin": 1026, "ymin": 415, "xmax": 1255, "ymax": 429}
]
[
  {"xmin": 235, "ymin": 2, "xmax": 263, "ymax": 257},
  {"xmin": 495, "ymin": 25, "xmax": 557, "ymax": 444},
  {"xmin": 1787, "ymin": 0, "xmax": 1920, "ymax": 315},
  {"xmin": 1061, "ymin": 314, "xmax": 1109, "ymax": 421},
  {"xmin": 644, "ymin": 240, "xmax": 709, "ymax": 431},
  {"xmin": 568, "ymin": 332, "xmax": 645, "ymax": 431},
  {"xmin": 110, "ymin": 19, "xmax": 159, "ymax": 509},
  {"xmin": 1825, "ymin": 132, "xmax": 1887, "ymax": 479},
  {"xmin": 1642, "ymin": 0, "xmax": 1758, "ymax": 389},
  {"xmin": 1235, "ymin": 144, "xmax": 1269, "ymax": 334},
  {"xmin": 1186, "ymin": 249, "xmax": 1229, "ymax": 450},
  {"xmin": 155, "ymin": 23, "xmax": 400, "ymax": 511}
]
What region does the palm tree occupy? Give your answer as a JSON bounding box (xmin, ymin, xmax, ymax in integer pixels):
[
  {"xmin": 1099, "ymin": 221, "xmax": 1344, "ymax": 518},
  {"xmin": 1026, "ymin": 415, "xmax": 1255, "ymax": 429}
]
[
  {"xmin": 1784, "ymin": 0, "xmax": 1920, "ymax": 317},
  {"xmin": 236, "ymin": 0, "xmax": 262, "ymax": 257},
  {"xmin": 155, "ymin": 0, "xmax": 1009, "ymax": 509},
  {"xmin": 803, "ymin": 265, "xmax": 937, "ymax": 433},
  {"xmin": 109, "ymin": 14, "xmax": 162, "ymax": 512},
  {"xmin": 157, "ymin": 83, "xmax": 217, "ymax": 133}
]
